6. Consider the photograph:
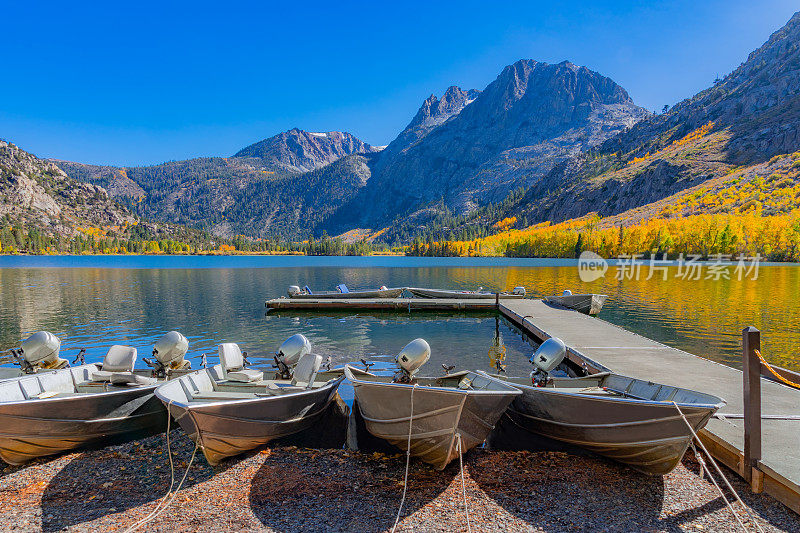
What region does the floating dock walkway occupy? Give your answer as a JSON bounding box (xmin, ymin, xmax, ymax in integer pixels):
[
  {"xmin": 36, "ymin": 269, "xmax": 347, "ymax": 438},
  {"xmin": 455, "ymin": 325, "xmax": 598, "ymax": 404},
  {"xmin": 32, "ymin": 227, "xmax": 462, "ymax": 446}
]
[
  {"xmin": 266, "ymin": 297, "xmax": 498, "ymax": 311},
  {"xmin": 266, "ymin": 295, "xmax": 800, "ymax": 513}
]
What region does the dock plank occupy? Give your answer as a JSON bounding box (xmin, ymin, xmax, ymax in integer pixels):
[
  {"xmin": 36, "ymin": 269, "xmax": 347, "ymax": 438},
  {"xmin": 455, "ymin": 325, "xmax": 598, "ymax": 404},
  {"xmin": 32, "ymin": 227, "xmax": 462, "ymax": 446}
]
[{"xmin": 501, "ymin": 299, "xmax": 800, "ymax": 513}]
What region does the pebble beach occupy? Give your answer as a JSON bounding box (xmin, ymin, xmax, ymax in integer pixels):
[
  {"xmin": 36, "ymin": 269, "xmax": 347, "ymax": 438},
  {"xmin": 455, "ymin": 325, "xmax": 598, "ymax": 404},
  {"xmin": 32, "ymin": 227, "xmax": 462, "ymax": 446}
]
[{"xmin": 1, "ymin": 431, "xmax": 797, "ymax": 533}]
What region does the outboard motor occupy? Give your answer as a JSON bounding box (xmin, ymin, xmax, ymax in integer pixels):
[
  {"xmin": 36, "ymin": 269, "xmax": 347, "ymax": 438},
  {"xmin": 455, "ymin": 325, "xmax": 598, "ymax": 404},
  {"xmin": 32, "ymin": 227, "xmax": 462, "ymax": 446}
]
[
  {"xmin": 393, "ymin": 338, "xmax": 431, "ymax": 383},
  {"xmin": 529, "ymin": 337, "xmax": 567, "ymax": 387},
  {"xmin": 16, "ymin": 331, "xmax": 68, "ymax": 373},
  {"xmin": 145, "ymin": 331, "xmax": 190, "ymax": 377},
  {"xmin": 562, "ymin": 289, "xmax": 573, "ymax": 296},
  {"xmin": 513, "ymin": 286, "xmax": 526, "ymax": 296},
  {"xmin": 287, "ymin": 285, "xmax": 301, "ymax": 297},
  {"xmin": 274, "ymin": 333, "xmax": 311, "ymax": 379}
]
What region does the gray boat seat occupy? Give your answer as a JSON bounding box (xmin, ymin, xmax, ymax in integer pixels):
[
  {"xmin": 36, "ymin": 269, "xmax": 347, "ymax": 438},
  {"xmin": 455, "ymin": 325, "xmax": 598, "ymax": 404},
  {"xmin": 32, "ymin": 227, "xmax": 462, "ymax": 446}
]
[
  {"xmin": 267, "ymin": 353, "xmax": 322, "ymax": 392},
  {"xmin": 110, "ymin": 372, "xmax": 156, "ymax": 386},
  {"xmin": 219, "ymin": 343, "xmax": 263, "ymax": 383},
  {"xmin": 92, "ymin": 345, "xmax": 137, "ymax": 382}
]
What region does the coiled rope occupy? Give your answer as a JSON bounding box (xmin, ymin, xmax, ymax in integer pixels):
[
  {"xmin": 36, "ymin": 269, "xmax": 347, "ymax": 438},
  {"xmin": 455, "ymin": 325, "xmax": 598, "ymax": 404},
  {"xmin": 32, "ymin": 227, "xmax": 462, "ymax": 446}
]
[
  {"xmin": 672, "ymin": 402, "xmax": 764, "ymax": 533},
  {"xmin": 391, "ymin": 383, "xmax": 417, "ymax": 533},
  {"xmin": 455, "ymin": 433, "xmax": 472, "ymax": 533},
  {"xmin": 123, "ymin": 401, "xmax": 200, "ymax": 533},
  {"xmin": 754, "ymin": 350, "xmax": 800, "ymax": 390}
]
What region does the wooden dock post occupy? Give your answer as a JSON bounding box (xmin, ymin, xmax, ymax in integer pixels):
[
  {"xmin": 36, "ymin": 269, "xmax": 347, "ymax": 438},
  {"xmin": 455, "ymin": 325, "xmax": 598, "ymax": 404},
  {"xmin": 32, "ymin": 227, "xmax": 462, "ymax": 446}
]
[{"xmin": 742, "ymin": 326, "xmax": 762, "ymax": 489}]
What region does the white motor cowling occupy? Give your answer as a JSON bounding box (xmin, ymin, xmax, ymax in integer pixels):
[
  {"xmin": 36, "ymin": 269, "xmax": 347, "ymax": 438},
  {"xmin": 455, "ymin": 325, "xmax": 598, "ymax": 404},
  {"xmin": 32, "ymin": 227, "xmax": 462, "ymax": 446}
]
[
  {"xmin": 278, "ymin": 334, "xmax": 311, "ymax": 367},
  {"xmin": 530, "ymin": 337, "xmax": 567, "ymax": 373},
  {"xmin": 513, "ymin": 286, "xmax": 526, "ymax": 296},
  {"xmin": 153, "ymin": 331, "xmax": 190, "ymax": 369},
  {"xmin": 20, "ymin": 331, "xmax": 66, "ymax": 369},
  {"xmin": 397, "ymin": 338, "xmax": 431, "ymax": 378},
  {"xmin": 288, "ymin": 285, "xmax": 301, "ymax": 297}
]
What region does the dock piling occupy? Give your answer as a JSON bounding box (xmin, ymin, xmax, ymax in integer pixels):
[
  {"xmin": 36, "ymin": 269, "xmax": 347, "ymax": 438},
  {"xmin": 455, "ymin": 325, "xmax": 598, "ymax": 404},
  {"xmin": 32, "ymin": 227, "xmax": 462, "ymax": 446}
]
[{"xmin": 742, "ymin": 326, "xmax": 762, "ymax": 490}]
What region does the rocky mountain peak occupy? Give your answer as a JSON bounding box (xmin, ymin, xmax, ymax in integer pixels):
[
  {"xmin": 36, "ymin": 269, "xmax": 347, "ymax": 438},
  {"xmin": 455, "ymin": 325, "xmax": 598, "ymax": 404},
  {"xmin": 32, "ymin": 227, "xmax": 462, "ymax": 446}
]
[
  {"xmin": 599, "ymin": 10, "xmax": 800, "ymax": 163},
  {"xmin": 233, "ymin": 128, "xmax": 379, "ymax": 173},
  {"xmin": 395, "ymin": 86, "xmax": 481, "ymax": 147},
  {"xmin": 329, "ymin": 58, "xmax": 648, "ymax": 232}
]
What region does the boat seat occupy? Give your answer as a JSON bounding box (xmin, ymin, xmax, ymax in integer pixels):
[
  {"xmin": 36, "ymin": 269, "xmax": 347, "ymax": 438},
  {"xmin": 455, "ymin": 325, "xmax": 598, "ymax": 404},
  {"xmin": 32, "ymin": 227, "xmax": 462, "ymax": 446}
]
[
  {"xmin": 109, "ymin": 372, "xmax": 156, "ymax": 386},
  {"xmin": 190, "ymin": 390, "xmax": 260, "ymax": 401},
  {"xmin": 266, "ymin": 382, "xmax": 309, "ymax": 393},
  {"xmin": 92, "ymin": 345, "xmax": 137, "ymax": 382},
  {"xmin": 36, "ymin": 391, "xmax": 83, "ymax": 399},
  {"xmin": 290, "ymin": 353, "xmax": 322, "ymax": 389},
  {"xmin": 218, "ymin": 343, "xmax": 263, "ymax": 383}
]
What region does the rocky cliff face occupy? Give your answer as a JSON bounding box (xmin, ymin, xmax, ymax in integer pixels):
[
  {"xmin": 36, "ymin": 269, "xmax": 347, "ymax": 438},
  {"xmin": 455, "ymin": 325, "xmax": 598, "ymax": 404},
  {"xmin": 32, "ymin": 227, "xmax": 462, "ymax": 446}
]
[
  {"xmin": 233, "ymin": 128, "xmax": 381, "ymax": 173},
  {"xmin": 387, "ymin": 86, "xmax": 481, "ymax": 153},
  {"xmin": 327, "ymin": 60, "xmax": 648, "ymax": 232},
  {"xmin": 1, "ymin": 140, "xmax": 135, "ymax": 235}
]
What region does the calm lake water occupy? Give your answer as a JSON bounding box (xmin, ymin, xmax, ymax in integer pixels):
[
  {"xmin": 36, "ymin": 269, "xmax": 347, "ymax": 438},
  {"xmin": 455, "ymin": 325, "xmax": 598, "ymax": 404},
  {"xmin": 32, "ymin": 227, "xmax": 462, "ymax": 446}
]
[{"xmin": 1, "ymin": 256, "xmax": 797, "ymax": 391}]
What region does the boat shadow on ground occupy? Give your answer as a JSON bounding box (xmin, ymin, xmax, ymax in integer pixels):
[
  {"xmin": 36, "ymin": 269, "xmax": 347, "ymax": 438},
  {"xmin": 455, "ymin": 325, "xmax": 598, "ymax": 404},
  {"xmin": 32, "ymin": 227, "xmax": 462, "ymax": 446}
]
[
  {"xmin": 38, "ymin": 429, "xmax": 218, "ymax": 532},
  {"xmin": 248, "ymin": 449, "xmax": 456, "ymax": 533},
  {"xmin": 476, "ymin": 435, "xmax": 798, "ymax": 532},
  {"xmin": 249, "ymin": 403, "xmax": 454, "ymax": 532}
]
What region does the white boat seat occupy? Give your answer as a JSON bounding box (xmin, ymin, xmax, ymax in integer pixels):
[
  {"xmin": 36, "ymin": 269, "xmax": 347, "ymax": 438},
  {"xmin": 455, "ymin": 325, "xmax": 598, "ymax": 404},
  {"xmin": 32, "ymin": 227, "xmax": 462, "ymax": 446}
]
[
  {"xmin": 291, "ymin": 353, "xmax": 322, "ymax": 388},
  {"xmin": 266, "ymin": 382, "xmax": 308, "ymax": 393},
  {"xmin": 218, "ymin": 343, "xmax": 263, "ymax": 382},
  {"xmin": 110, "ymin": 372, "xmax": 156, "ymax": 386},
  {"xmin": 226, "ymin": 369, "xmax": 264, "ymax": 383},
  {"xmin": 92, "ymin": 345, "xmax": 137, "ymax": 382}
]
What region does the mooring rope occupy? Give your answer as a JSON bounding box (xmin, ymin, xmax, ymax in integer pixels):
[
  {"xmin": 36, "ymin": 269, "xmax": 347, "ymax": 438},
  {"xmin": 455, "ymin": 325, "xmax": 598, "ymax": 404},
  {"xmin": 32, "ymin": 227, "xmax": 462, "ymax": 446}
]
[
  {"xmin": 455, "ymin": 433, "xmax": 472, "ymax": 533},
  {"xmin": 123, "ymin": 400, "xmax": 200, "ymax": 533},
  {"xmin": 672, "ymin": 402, "xmax": 764, "ymax": 533},
  {"xmin": 754, "ymin": 349, "xmax": 800, "ymax": 390},
  {"xmin": 391, "ymin": 383, "xmax": 418, "ymax": 533}
]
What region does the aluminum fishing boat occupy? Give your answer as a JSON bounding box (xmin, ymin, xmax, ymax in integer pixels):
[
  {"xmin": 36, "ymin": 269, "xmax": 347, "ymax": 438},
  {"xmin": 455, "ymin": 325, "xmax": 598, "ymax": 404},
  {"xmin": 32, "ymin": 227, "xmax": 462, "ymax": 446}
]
[
  {"xmin": 288, "ymin": 284, "xmax": 405, "ymax": 299},
  {"xmin": 484, "ymin": 338, "xmax": 726, "ymax": 475},
  {"xmin": 406, "ymin": 287, "xmax": 526, "ymax": 299},
  {"xmin": 0, "ymin": 331, "xmax": 193, "ymax": 465},
  {"xmin": 154, "ymin": 334, "xmax": 344, "ymax": 465},
  {"xmin": 345, "ymin": 339, "xmax": 521, "ymax": 470},
  {"xmin": 544, "ymin": 290, "xmax": 607, "ymax": 315}
]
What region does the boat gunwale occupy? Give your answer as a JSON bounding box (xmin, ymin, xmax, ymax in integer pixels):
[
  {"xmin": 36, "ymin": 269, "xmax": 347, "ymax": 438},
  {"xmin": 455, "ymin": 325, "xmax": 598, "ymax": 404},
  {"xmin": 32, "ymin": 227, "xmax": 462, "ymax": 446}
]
[
  {"xmin": 289, "ymin": 287, "xmax": 406, "ymax": 299},
  {"xmin": 344, "ymin": 366, "xmax": 522, "ymax": 396},
  {"xmin": 0, "ymin": 381, "xmax": 161, "ymax": 408},
  {"xmin": 478, "ymin": 371, "xmax": 725, "ymax": 410},
  {"xmin": 406, "ymin": 287, "xmax": 523, "ymax": 298},
  {"xmin": 154, "ymin": 369, "xmax": 344, "ymax": 410}
]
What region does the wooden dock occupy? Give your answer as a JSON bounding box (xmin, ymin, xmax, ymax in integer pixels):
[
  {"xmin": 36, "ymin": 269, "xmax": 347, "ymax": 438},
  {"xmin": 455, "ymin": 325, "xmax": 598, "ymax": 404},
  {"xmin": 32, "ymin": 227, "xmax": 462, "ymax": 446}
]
[
  {"xmin": 265, "ymin": 295, "xmax": 800, "ymax": 513},
  {"xmin": 266, "ymin": 297, "xmax": 499, "ymax": 311},
  {"xmin": 501, "ymin": 299, "xmax": 800, "ymax": 514}
]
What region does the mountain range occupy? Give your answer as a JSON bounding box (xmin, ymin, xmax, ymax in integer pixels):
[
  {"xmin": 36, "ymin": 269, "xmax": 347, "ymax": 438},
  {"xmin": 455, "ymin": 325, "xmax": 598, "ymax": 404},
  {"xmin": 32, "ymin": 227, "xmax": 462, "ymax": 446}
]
[{"xmin": 6, "ymin": 11, "xmax": 800, "ymax": 246}]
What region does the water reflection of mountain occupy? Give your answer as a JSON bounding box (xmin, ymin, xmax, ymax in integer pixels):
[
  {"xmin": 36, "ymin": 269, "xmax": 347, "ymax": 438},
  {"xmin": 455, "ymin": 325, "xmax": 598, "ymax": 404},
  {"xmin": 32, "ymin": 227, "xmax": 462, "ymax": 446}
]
[{"xmin": 0, "ymin": 259, "xmax": 797, "ymax": 372}]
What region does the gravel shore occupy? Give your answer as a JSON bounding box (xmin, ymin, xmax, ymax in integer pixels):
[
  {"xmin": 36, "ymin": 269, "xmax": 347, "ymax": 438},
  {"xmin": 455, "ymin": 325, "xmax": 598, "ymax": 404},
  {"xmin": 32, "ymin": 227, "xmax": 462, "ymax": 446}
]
[{"xmin": 0, "ymin": 432, "xmax": 796, "ymax": 532}]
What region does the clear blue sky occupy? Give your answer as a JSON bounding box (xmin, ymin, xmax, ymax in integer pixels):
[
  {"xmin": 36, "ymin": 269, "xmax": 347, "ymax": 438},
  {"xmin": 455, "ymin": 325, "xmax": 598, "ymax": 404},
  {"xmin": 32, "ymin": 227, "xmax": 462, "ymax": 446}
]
[{"xmin": 1, "ymin": 1, "xmax": 797, "ymax": 166}]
